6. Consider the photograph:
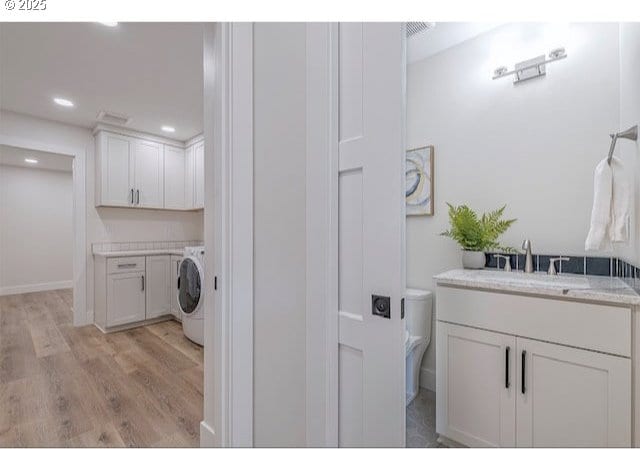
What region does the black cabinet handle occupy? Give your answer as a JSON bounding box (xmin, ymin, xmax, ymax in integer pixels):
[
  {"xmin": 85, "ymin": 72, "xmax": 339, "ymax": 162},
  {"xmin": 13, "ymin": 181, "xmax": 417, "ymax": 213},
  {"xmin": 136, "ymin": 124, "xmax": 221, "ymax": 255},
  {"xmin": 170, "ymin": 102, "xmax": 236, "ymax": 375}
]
[
  {"xmin": 521, "ymin": 350, "xmax": 526, "ymax": 394},
  {"xmin": 136, "ymin": 189, "xmax": 140, "ymax": 205},
  {"xmin": 505, "ymin": 346, "xmax": 510, "ymax": 389},
  {"xmin": 130, "ymin": 188, "xmax": 134, "ymax": 204},
  {"xmin": 141, "ymin": 275, "xmax": 145, "ymax": 292}
]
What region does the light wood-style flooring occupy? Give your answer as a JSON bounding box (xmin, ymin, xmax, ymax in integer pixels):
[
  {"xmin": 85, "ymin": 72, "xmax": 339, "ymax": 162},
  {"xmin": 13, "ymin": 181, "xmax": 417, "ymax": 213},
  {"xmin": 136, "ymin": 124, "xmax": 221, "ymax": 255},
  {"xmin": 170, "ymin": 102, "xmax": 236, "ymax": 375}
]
[{"xmin": 0, "ymin": 289, "xmax": 203, "ymax": 447}]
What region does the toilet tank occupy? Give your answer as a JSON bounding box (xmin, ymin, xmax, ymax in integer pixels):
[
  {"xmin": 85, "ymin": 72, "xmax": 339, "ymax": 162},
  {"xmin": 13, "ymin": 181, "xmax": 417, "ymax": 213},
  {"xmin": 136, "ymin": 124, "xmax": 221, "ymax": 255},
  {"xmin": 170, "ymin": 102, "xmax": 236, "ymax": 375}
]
[{"xmin": 405, "ymin": 288, "xmax": 433, "ymax": 344}]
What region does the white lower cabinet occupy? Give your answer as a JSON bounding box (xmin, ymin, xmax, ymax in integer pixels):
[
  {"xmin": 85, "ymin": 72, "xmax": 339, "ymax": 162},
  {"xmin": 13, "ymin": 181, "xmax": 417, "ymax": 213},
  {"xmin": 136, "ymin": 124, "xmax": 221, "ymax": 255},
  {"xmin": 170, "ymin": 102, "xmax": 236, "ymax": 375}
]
[
  {"xmin": 95, "ymin": 254, "xmax": 178, "ymax": 331},
  {"xmin": 145, "ymin": 255, "xmax": 171, "ymax": 319},
  {"xmin": 516, "ymin": 337, "xmax": 630, "ymax": 448},
  {"xmin": 436, "ymin": 286, "xmax": 632, "ymax": 448},
  {"xmin": 170, "ymin": 255, "xmax": 182, "ymax": 320},
  {"xmin": 106, "ymin": 271, "xmax": 146, "ymax": 327},
  {"xmin": 437, "ymin": 323, "xmax": 516, "ymax": 447}
]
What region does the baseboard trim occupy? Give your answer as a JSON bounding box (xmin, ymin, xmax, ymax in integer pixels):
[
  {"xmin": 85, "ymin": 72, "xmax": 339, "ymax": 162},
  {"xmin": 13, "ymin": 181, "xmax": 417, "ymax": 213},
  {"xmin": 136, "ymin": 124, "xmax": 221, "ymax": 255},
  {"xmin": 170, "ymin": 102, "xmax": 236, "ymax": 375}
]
[
  {"xmin": 0, "ymin": 280, "xmax": 73, "ymax": 296},
  {"xmin": 419, "ymin": 366, "xmax": 436, "ymax": 392},
  {"xmin": 200, "ymin": 420, "xmax": 216, "ymax": 447}
]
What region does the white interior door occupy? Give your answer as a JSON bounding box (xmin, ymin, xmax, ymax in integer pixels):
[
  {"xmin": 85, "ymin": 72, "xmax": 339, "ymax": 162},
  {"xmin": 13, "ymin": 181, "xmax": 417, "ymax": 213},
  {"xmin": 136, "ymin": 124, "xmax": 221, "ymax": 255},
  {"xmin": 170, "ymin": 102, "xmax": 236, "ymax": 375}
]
[{"xmin": 336, "ymin": 22, "xmax": 406, "ymax": 447}]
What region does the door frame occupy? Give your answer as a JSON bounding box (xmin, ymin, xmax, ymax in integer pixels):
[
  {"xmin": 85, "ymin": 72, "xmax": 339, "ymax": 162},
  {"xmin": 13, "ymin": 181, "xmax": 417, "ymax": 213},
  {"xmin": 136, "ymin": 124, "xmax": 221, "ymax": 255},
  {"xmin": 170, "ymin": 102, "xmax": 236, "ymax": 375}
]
[
  {"xmin": 0, "ymin": 134, "xmax": 88, "ymax": 326},
  {"xmin": 201, "ymin": 22, "xmax": 254, "ymax": 447},
  {"xmin": 305, "ymin": 22, "xmax": 340, "ymax": 446},
  {"xmin": 305, "ymin": 22, "xmax": 409, "ymax": 446}
]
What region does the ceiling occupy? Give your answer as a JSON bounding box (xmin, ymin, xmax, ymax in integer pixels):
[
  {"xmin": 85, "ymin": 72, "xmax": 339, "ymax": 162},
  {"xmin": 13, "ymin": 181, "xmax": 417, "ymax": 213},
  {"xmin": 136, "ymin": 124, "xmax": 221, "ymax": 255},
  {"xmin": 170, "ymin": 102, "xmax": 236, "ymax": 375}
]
[
  {"xmin": 407, "ymin": 22, "xmax": 504, "ymax": 63},
  {"xmin": 0, "ymin": 23, "xmax": 203, "ymax": 141},
  {"xmin": 0, "ymin": 144, "xmax": 73, "ymax": 172}
]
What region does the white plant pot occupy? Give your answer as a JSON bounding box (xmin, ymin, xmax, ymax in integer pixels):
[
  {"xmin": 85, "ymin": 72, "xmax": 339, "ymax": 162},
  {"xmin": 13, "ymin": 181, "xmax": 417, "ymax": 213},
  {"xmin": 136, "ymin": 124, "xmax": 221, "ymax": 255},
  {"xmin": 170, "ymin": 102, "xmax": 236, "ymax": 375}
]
[{"xmin": 461, "ymin": 250, "xmax": 486, "ymax": 269}]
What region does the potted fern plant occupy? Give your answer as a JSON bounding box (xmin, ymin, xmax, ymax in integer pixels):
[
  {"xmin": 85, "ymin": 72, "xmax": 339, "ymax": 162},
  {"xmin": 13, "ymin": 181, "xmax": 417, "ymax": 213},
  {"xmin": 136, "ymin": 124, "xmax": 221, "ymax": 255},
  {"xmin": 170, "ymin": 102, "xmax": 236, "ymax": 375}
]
[{"xmin": 441, "ymin": 204, "xmax": 517, "ymax": 269}]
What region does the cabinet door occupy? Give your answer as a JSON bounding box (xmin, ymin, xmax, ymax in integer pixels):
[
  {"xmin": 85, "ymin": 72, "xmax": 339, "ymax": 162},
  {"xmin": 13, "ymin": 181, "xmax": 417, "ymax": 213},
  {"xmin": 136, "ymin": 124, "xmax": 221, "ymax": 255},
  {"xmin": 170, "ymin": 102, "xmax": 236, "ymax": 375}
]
[
  {"xmin": 194, "ymin": 141, "xmax": 204, "ymax": 209},
  {"xmin": 100, "ymin": 133, "xmax": 134, "ymax": 207},
  {"xmin": 185, "ymin": 145, "xmax": 195, "ymax": 209},
  {"xmin": 437, "ymin": 322, "xmax": 516, "ymax": 447},
  {"xmin": 516, "ymin": 337, "xmax": 631, "ymax": 447},
  {"xmin": 145, "ymin": 255, "xmax": 171, "ymax": 319},
  {"xmin": 106, "ymin": 271, "xmax": 146, "ymax": 327},
  {"xmin": 133, "ymin": 139, "xmax": 164, "ymax": 208},
  {"xmin": 164, "ymin": 145, "xmax": 186, "ymax": 209},
  {"xmin": 170, "ymin": 255, "xmax": 182, "ymax": 320}
]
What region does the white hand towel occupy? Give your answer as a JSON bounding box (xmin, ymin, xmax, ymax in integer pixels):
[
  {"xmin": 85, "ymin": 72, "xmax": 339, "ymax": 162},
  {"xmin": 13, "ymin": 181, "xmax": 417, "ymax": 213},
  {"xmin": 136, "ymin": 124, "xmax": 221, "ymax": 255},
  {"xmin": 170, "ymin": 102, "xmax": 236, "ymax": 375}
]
[
  {"xmin": 585, "ymin": 158, "xmax": 613, "ymax": 251},
  {"xmin": 610, "ymin": 156, "xmax": 632, "ymax": 243}
]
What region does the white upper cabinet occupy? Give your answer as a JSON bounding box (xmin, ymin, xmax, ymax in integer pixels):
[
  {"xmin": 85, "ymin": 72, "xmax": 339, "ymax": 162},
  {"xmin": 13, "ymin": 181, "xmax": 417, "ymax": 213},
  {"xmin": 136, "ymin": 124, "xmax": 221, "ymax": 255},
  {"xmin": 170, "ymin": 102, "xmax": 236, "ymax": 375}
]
[
  {"xmin": 185, "ymin": 144, "xmax": 195, "ymax": 208},
  {"xmin": 194, "ymin": 141, "xmax": 205, "ymax": 209},
  {"xmin": 133, "ymin": 138, "xmax": 164, "ymax": 208},
  {"xmin": 95, "ymin": 129, "xmax": 203, "ymax": 210},
  {"xmin": 184, "ymin": 138, "xmax": 204, "ymax": 210},
  {"xmin": 164, "ymin": 144, "xmax": 186, "ymax": 210},
  {"xmin": 96, "ymin": 132, "xmax": 134, "ymax": 207}
]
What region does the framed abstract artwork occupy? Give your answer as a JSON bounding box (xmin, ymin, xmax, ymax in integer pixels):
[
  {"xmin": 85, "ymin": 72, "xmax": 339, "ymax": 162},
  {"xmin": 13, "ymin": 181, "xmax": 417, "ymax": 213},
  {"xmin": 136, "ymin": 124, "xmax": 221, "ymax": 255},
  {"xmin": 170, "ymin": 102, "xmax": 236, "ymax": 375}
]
[{"xmin": 405, "ymin": 145, "xmax": 434, "ymax": 216}]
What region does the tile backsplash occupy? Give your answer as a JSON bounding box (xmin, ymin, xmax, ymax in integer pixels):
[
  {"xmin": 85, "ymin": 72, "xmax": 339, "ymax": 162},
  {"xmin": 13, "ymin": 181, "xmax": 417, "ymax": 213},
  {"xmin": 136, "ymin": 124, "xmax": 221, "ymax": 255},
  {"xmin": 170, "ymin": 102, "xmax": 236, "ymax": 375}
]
[
  {"xmin": 485, "ymin": 252, "xmax": 629, "ymax": 277},
  {"xmin": 92, "ymin": 240, "xmax": 203, "ymax": 253}
]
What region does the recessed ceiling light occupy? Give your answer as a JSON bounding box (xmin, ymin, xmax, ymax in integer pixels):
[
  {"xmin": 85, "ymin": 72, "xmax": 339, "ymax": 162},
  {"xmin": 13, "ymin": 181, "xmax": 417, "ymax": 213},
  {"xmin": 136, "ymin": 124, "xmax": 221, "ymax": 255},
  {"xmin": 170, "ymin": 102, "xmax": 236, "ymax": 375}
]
[
  {"xmin": 53, "ymin": 97, "xmax": 74, "ymax": 107},
  {"xmin": 162, "ymin": 126, "xmax": 176, "ymax": 133},
  {"xmin": 24, "ymin": 158, "xmax": 38, "ymax": 164},
  {"xmin": 99, "ymin": 22, "xmax": 118, "ymax": 27}
]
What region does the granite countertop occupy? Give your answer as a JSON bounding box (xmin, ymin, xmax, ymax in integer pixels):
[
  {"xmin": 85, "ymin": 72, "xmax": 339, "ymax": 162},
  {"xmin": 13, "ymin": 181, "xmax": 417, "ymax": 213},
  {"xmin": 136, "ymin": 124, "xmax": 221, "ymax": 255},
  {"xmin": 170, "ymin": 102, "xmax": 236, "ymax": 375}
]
[
  {"xmin": 93, "ymin": 249, "xmax": 185, "ymax": 257},
  {"xmin": 434, "ymin": 269, "xmax": 640, "ymax": 306}
]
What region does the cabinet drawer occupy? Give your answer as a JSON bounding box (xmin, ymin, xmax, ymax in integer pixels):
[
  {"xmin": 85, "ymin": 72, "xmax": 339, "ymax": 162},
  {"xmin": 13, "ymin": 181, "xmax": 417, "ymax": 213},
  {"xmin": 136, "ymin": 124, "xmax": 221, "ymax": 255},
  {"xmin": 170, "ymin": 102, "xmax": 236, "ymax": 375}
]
[
  {"xmin": 436, "ymin": 286, "xmax": 631, "ymax": 357},
  {"xmin": 107, "ymin": 256, "xmax": 146, "ymax": 274}
]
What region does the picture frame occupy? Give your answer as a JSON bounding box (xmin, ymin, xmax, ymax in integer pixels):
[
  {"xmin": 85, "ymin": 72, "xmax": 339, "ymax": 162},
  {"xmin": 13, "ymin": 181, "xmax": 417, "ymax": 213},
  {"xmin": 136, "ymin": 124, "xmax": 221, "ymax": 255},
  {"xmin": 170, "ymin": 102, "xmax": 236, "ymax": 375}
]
[{"xmin": 405, "ymin": 145, "xmax": 434, "ymax": 216}]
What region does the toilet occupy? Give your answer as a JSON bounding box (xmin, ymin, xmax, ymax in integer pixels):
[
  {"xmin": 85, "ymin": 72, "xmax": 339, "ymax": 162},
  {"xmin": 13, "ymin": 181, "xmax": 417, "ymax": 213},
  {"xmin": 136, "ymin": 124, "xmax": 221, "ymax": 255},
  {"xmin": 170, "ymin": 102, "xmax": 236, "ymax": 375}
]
[{"xmin": 405, "ymin": 288, "xmax": 433, "ymax": 405}]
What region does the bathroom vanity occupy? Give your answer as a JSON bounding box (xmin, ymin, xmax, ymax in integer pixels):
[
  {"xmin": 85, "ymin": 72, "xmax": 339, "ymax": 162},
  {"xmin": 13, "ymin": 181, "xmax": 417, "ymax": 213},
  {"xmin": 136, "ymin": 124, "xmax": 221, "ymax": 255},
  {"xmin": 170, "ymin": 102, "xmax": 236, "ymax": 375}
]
[{"xmin": 434, "ymin": 269, "xmax": 640, "ymax": 447}]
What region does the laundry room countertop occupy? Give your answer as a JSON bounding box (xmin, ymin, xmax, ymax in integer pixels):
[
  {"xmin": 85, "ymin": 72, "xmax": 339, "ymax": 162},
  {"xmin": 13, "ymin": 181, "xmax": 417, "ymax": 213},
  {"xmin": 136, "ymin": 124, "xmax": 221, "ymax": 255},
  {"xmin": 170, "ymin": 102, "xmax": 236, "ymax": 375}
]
[{"xmin": 93, "ymin": 249, "xmax": 185, "ymax": 257}]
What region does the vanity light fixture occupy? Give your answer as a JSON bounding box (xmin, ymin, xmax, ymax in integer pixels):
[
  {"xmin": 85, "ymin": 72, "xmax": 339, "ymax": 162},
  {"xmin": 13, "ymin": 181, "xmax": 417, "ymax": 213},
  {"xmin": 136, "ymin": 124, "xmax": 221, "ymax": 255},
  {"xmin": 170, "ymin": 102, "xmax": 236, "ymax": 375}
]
[
  {"xmin": 24, "ymin": 158, "xmax": 38, "ymax": 164},
  {"xmin": 492, "ymin": 47, "xmax": 567, "ymax": 84},
  {"xmin": 161, "ymin": 125, "xmax": 176, "ymax": 133},
  {"xmin": 99, "ymin": 22, "xmax": 119, "ymax": 27},
  {"xmin": 53, "ymin": 97, "xmax": 74, "ymax": 107}
]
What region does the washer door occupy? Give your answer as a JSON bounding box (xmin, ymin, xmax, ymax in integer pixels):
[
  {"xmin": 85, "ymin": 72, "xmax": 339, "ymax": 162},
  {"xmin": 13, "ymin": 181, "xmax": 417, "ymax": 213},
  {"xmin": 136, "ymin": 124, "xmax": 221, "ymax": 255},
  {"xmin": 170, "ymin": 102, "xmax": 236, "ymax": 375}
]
[{"xmin": 178, "ymin": 256, "xmax": 203, "ymax": 315}]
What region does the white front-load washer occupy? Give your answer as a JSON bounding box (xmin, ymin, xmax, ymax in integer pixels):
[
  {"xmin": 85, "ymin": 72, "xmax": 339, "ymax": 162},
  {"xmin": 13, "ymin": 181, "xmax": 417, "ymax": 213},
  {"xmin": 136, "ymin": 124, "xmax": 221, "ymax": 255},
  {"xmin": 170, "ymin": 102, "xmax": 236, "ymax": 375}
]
[{"xmin": 178, "ymin": 246, "xmax": 205, "ymax": 346}]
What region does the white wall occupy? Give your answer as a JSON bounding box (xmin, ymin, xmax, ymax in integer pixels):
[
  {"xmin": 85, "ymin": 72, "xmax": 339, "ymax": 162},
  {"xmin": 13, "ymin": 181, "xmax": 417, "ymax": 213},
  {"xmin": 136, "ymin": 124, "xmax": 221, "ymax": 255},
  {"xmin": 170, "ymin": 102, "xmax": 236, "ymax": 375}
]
[
  {"xmin": 0, "ymin": 164, "xmax": 73, "ymax": 294},
  {"xmin": 406, "ymin": 23, "xmax": 623, "ymax": 390},
  {"xmin": 0, "ymin": 111, "xmax": 204, "ymax": 318},
  {"xmin": 618, "ymin": 23, "xmax": 640, "ymax": 266},
  {"xmin": 252, "ymin": 22, "xmax": 307, "ymax": 447}
]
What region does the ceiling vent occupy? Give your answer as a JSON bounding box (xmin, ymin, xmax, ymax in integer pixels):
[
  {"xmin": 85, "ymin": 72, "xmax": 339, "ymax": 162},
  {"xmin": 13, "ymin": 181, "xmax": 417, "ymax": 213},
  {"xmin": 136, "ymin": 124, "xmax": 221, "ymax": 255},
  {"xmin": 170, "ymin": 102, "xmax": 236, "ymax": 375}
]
[
  {"xmin": 97, "ymin": 110, "xmax": 131, "ymax": 127},
  {"xmin": 407, "ymin": 22, "xmax": 436, "ymax": 38}
]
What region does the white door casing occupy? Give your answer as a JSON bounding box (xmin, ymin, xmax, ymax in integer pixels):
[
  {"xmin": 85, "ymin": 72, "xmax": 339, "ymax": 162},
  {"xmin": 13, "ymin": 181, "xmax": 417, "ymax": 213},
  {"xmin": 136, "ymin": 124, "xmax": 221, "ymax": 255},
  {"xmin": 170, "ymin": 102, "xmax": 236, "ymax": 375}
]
[
  {"xmin": 334, "ymin": 22, "xmax": 407, "ymax": 447},
  {"xmin": 201, "ymin": 22, "xmax": 254, "ymax": 447}
]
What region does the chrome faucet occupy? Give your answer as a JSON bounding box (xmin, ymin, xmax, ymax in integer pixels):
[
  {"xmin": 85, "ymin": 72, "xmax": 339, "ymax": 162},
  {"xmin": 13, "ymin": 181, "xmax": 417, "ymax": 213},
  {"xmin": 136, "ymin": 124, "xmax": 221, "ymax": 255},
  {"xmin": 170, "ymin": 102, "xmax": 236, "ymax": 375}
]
[{"xmin": 522, "ymin": 240, "xmax": 534, "ymax": 273}]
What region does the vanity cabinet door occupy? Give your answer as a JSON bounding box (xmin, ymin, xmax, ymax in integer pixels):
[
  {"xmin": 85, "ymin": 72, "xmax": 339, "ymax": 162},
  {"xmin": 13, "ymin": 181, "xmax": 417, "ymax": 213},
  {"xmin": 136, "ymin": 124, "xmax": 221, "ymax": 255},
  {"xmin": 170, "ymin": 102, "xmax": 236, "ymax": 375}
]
[
  {"xmin": 516, "ymin": 337, "xmax": 631, "ymax": 447},
  {"xmin": 437, "ymin": 322, "xmax": 516, "ymax": 447}
]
